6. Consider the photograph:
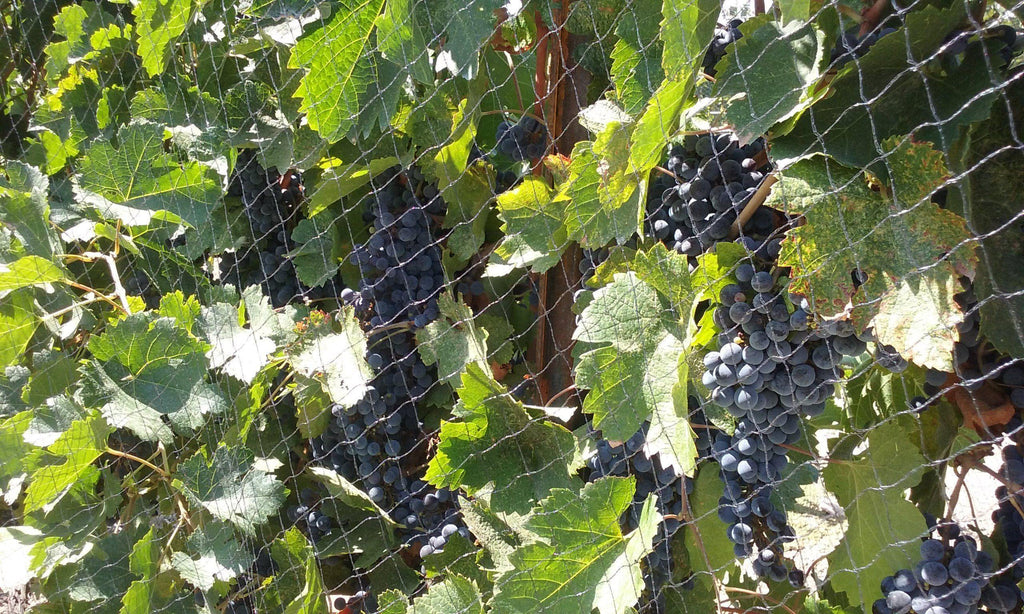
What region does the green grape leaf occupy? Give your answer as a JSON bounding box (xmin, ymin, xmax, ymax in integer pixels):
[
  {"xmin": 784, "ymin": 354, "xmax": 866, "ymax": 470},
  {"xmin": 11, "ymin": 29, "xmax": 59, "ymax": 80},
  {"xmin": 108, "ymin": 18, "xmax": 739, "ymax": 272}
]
[
  {"xmin": 133, "ymin": 0, "xmax": 205, "ymax": 76},
  {"xmin": 176, "ymin": 444, "xmax": 286, "ymax": 535},
  {"xmin": 773, "ymin": 145, "xmax": 976, "ymax": 368},
  {"xmin": 23, "ymin": 413, "xmax": 111, "ymax": 514},
  {"xmin": 416, "ymin": 294, "xmax": 489, "ymax": 385},
  {"xmin": 0, "ymin": 255, "xmax": 65, "ymax": 291},
  {"xmin": 954, "ymin": 77, "xmax": 1024, "ymax": 358},
  {"xmin": 374, "ymin": 0, "xmax": 433, "ymax": 83},
  {"xmin": 683, "ymin": 464, "xmax": 741, "ymax": 579},
  {"xmin": 423, "ymin": 92, "xmax": 492, "ymax": 262},
  {"xmin": 306, "ymin": 156, "xmax": 403, "ymax": 217},
  {"xmin": 292, "ymin": 374, "xmax": 332, "ymax": 440},
  {"xmin": 284, "ymin": 306, "xmax": 372, "ymax": 409},
  {"xmin": 823, "ymin": 420, "xmax": 926, "ymax": 602},
  {"xmin": 77, "ymin": 121, "xmax": 221, "ymax": 233},
  {"xmin": 479, "ymin": 311, "xmax": 517, "ymax": 366},
  {"xmin": 563, "ymin": 138, "xmax": 641, "ymax": 248},
  {"xmin": 423, "ymin": 0, "xmax": 503, "ymax": 78},
  {"xmin": 0, "ymin": 411, "xmax": 37, "ymax": 490},
  {"xmin": 158, "ymin": 291, "xmax": 201, "ymax": 334},
  {"xmin": 823, "ymin": 419, "xmax": 929, "ymax": 601},
  {"xmin": 120, "ymin": 528, "xmax": 158, "ymax": 614},
  {"xmin": 44, "ymin": 3, "xmax": 123, "ymax": 79},
  {"xmin": 198, "ymin": 302, "xmax": 279, "ymax": 384},
  {"xmin": 713, "ymin": 20, "xmax": 826, "ymax": 143},
  {"xmin": 0, "ymin": 161, "xmax": 61, "ymax": 259},
  {"xmin": 0, "ymin": 292, "xmax": 39, "ymax": 369},
  {"xmin": 627, "ymin": 80, "xmax": 686, "ymax": 193},
  {"xmin": 307, "ymin": 466, "xmax": 396, "ymax": 523},
  {"xmin": 409, "ymin": 575, "xmax": 484, "ymax": 614},
  {"xmin": 690, "ymin": 241, "xmax": 748, "ymax": 301},
  {"xmin": 574, "ymin": 271, "xmax": 696, "ymax": 476},
  {"xmin": 241, "ymin": 285, "xmax": 301, "ymax": 345},
  {"xmin": 660, "ymin": 0, "xmax": 721, "ymax": 80},
  {"xmin": 267, "ymin": 527, "xmax": 328, "ymax": 614},
  {"xmin": 488, "ymin": 176, "xmax": 567, "ymax": 275},
  {"xmin": 377, "ymin": 590, "xmax": 410, "ymax": 614},
  {"xmin": 421, "ymin": 533, "xmax": 491, "ymax": 592},
  {"xmin": 289, "ymin": 212, "xmax": 343, "ymax": 288},
  {"xmin": 625, "ymin": 0, "xmax": 717, "ymax": 182},
  {"xmin": 54, "ymin": 528, "xmax": 138, "ymax": 604},
  {"xmin": 0, "ymin": 526, "xmax": 43, "ymax": 591},
  {"xmin": 425, "ymin": 364, "xmax": 579, "ymax": 515},
  {"xmin": 490, "ymin": 477, "xmax": 661, "ymax": 614},
  {"xmin": 290, "ymin": 0, "xmax": 390, "ymax": 142},
  {"xmin": 25, "ymin": 395, "xmax": 85, "ymax": 447},
  {"xmin": 566, "ymin": 0, "xmax": 624, "ymax": 35},
  {"xmin": 307, "ymin": 466, "xmax": 400, "ymax": 562},
  {"xmin": 169, "ymin": 522, "xmax": 254, "ymax": 591},
  {"xmin": 610, "ymin": 0, "xmax": 664, "ymax": 115},
  {"xmin": 458, "ymin": 497, "xmax": 536, "ymax": 572},
  {"xmin": 770, "ymin": 5, "xmax": 998, "ymax": 181},
  {"xmin": 80, "ymin": 313, "xmax": 226, "ymax": 442}
]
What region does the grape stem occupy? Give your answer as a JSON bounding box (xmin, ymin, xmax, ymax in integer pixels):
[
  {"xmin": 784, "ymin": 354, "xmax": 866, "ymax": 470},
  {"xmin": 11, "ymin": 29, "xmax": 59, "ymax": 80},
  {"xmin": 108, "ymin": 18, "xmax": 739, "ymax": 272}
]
[
  {"xmin": 728, "ymin": 172, "xmax": 778, "ymax": 239},
  {"xmin": 545, "ymin": 383, "xmax": 577, "ymax": 405},
  {"xmin": 721, "ymin": 586, "xmax": 800, "ymax": 614},
  {"xmin": 653, "ymin": 165, "xmax": 680, "ymax": 182}
]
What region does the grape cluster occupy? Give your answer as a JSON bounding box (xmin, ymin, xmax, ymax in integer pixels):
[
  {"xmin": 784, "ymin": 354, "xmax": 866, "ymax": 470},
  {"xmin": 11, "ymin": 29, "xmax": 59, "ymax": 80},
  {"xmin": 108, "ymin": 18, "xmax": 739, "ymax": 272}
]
[
  {"xmin": 286, "ymin": 487, "xmax": 335, "ymax": 543},
  {"xmin": 831, "ymin": 25, "xmax": 897, "ymax": 68},
  {"xmin": 312, "ymin": 167, "xmax": 472, "ymax": 564},
  {"xmin": 702, "ymin": 18, "xmax": 744, "ymax": 77},
  {"xmin": 644, "ymin": 132, "xmax": 781, "ymax": 259},
  {"xmin": 309, "ymin": 331, "xmax": 470, "ymax": 558},
  {"xmin": 349, "ymin": 166, "xmax": 446, "ymax": 329},
  {"xmin": 495, "ymin": 116, "xmax": 548, "ymax": 162},
  {"xmin": 994, "ymin": 441, "xmax": 1024, "ymax": 583},
  {"xmin": 587, "ymin": 423, "xmax": 694, "ymax": 612},
  {"xmin": 703, "ymin": 265, "xmax": 876, "ymax": 582},
  {"xmin": 221, "ymin": 149, "xmax": 345, "ymax": 307},
  {"xmin": 875, "ymin": 526, "xmax": 1020, "ymax": 613}
]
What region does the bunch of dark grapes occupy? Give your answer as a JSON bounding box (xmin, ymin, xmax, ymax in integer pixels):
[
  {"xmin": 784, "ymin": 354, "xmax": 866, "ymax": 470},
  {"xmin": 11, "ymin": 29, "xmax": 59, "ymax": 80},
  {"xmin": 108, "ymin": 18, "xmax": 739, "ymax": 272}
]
[
  {"xmin": 644, "ymin": 132, "xmax": 781, "ymax": 259},
  {"xmin": 221, "ymin": 150, "xmax": 345, "ymax": 307},
  {"xmin": 286, "ymin": 487, "xmax": 335, "ymax": 544},
  {"xmin": 309, "ymin": 331, "xmax": 470, "ymax": 558},
  {"xmin": 495, "ymin": 116, "xmax": 548, "ymax": 162},
  {"xmin": 587, "ymin": 422, "xmax": 694, "ymax": 613},
  {"xmin": 349, "ymin": 166, "xmax": 446, "ymax": 329},
  {"xmin": 315, "ymin": 167, "xmax": 471, "ymax": 562},
  {"xmin": 703, "ymin": 264, "xmax": 878, "ymax": 582},
  {"xmin": 994, "ymin": 441, "xmax": 1024, "ymax": 585},
  {"xmin": 831, "ymin": 25, "xmax": 897, "ymax": 68},
  {"xmin": 875, "ymin": 523, "xmax": 1020, "ymax": 613},
  {"xmin": 702, "ymin": 18, "xmax": 744, "ymax": 77}
]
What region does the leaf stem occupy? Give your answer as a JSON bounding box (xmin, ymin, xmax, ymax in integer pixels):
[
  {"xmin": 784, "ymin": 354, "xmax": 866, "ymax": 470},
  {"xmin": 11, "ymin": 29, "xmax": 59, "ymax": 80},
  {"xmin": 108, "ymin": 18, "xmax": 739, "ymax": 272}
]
[
  {"xmin": 105, "ymin": 447, "xmax": 170, "ymax": 478},
  {"xmin": 78, "ymin": 251, "xmax": 133, "ymax": 314},
  {"xmin": 64, "ymin": 280, "xmax": 128, "ymax": 314}
]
